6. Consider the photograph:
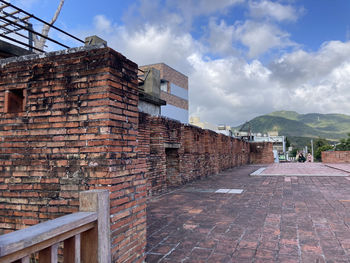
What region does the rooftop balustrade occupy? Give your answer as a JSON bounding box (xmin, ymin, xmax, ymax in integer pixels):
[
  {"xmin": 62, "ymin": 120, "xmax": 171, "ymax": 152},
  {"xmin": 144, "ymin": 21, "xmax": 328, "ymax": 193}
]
[{"xmin": 0, "ymin": 189, "xmax": 111, "ymax": 263}]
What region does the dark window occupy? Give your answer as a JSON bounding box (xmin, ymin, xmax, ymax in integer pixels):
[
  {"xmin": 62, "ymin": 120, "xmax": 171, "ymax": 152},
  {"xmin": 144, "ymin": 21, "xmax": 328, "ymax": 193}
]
[{"xmin": 5, "ymin": 89, "xmax": 25, "ymax": 113}]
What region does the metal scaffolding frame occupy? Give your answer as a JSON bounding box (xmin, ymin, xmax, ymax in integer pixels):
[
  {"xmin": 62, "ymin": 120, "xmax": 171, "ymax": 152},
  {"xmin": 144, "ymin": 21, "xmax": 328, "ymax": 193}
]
[{"xmin": 0, "ymin": 0, "xmax": 84, "ymax": 53}]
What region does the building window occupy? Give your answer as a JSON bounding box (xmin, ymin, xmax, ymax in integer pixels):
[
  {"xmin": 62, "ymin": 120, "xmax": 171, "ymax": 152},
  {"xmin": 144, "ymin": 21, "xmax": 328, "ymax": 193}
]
[
  {"xmin": 161, "ymin": 81, "xmax": 168, "ymax": 92},
  {"xmin": 170, "ymin": 83, "xmax": 188, "ymax": 100},
  {"xmin": 5, "ymin": 89, "xmax": 25, "ymax": 113}
]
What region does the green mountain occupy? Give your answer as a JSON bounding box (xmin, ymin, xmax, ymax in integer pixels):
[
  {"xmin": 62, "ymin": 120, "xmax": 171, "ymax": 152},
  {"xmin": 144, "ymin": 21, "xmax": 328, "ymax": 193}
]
[
  {"xmin": 268, "ymin": 110, "xmax": 299, "ymax": 120},
  {"xmin": 235, "ymin": 111, "xmax": 350, "ymax": 141}
]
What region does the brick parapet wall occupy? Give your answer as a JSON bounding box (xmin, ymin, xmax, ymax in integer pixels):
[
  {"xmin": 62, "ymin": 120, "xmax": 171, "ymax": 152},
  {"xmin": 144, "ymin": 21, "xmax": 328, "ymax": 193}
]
[
  {"xmin": 0, "ymin": 46, "xmax": 146, "ymax": 262},
  {"xmin": 249, "ymin": 142, "xmax": 275, "ymax": 164},
  {"xmin": 0, "ymin": 46, "xmax": 274, "ymax": 261},
  {"xmin": 138, "ymin": 113, "xmax": 273, "ymax": 195},
  {"xmin": 322, "ymin": 151, "xmax": 350, "ymax": 163}
]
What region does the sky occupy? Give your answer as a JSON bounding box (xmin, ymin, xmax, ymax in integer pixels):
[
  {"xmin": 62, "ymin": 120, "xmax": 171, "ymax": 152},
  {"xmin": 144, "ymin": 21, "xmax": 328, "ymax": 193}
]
[{"xmin": 8, "ymin": 0, "xmax": 350, "ymax": 126}]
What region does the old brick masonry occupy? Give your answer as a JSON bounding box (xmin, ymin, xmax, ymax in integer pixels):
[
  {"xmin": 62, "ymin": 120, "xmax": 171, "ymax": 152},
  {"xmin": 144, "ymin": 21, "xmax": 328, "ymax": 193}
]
[
  {"xmin": 322, "ymin": 151, "xmax": 350, "ymax": 163},
  {"xmin": 139, "ymin": 114, "xmax": 273, "ymax": 194},
  {"xmin": 0, "ymin": 46, "xmax": 273, "ymax": 262}
]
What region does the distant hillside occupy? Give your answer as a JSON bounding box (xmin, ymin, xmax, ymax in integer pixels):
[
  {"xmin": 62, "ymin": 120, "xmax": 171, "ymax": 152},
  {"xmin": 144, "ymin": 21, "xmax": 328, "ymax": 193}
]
[{"xmin": 234, "ymin": 111, "xmax": 350, "ymax": 141}]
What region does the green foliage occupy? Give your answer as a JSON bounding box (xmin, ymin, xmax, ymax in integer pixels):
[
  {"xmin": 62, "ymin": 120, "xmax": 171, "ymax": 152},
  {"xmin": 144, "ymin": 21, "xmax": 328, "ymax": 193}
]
[
  {"xmin": 313, "ymin": 137, "xmax": 334, "ymax": 161},
  {"xmin": 243, "ymin": 111, "xmax": 350, "ymax": 140},
  {"xmin": 268, "ymin": 110, "xmax": 299, "ymax": 120},
  {"xmin": 314, "ymin": 137, "xmax": 329, "ymax": 148},
  {"xmin": 315, "ymin": 144, "xmax": 334, "ymax": 161},
  {"xmin": 289, "ymin": 136, "xmax": 315, "ymax": 149},
  {"xmin": 246, "ymin": 116, "xmax": 318, "ymax": 137},
  {"xmin": 335, "ymin": 133, "xmax": 350, "ymax": 151},
  {"xmin": 290, "ymin": 148, "xmax": 298, "ymax": 157},
  {"xmin": 233, "ymin": 111, "xmax": 350, "ymax": 151},
  {"xmin": 285, "ymin": 137, "xmax": 291, "ymax": 148}
]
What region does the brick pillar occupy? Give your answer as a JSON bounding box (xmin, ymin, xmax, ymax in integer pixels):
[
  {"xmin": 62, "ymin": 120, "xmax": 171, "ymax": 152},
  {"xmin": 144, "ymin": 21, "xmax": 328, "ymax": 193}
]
[{"xmin": 0, "ymin": 46, "xmax": 146, "ymax": 262}]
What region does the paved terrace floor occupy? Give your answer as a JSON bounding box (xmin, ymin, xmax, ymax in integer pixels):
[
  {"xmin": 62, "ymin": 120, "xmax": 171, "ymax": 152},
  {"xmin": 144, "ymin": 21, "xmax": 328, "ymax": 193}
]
[{"xmin": 146, "ymin": 163, "xmax": 350, "ymax": 262}]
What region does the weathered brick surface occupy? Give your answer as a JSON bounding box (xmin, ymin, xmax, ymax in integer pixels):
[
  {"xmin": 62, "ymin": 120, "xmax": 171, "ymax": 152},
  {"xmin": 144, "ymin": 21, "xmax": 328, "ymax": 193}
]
[
  {"xmin": 322, "ymin": 151, "xmax": 350, "ymax": 163},
  {"xmin": 0, "ymin": 46, "xmax": 146, "ymax": 262},
  {"xmin": 147, "ymin": 165, "xmax": 350, "ymax": 262},
  {"xmin": 249, "ymin": 142, "xmax": 274, "ymax": 164},
  {"xmin": 138, "ymin": 113, "xmax": 273, "ymax": 195},
  {"xmin": 0, "ymin": 46, "xmax": 273, "ymax": 261}
]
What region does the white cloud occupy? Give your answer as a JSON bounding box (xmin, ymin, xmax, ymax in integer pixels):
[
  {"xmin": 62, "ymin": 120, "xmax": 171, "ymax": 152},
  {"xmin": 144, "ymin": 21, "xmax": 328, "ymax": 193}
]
[
  {"xmin": 207, "ymin": 19, "xmax": 236, "ymax": 55},
  {"xmin": 249, "ymin": 0, "xmax": 300, "ymax": 22},
  {"xmin": 93, "ymin": 15, "xmax": 113, "ymax": 33},
  {"xmin": 80, "ymin": 2, "xmax": 350, "ymax": 127},
  {"xmin": 233, "ymin": 20, "xmax": 296, "ymax": 58},
  {"xmin": 187, "ymin": 52, "xmax": 279, "ymax": 125},
  {"xmin": 124, "ymin": 0, "xmax": 244, "ymax": 32},
  {"xmin": 86, "ymin": 15, "xmax": 204, "ymax": 74},
  {"xmin": 208, "ymin": 18, "xmax": 297, "ymax": 58},
  {"xmin": 270, "ymin": 41, "xmax": 350, "ymax": 86},
  {"xmin": 268, "ymin": 41, "xmax": 350, "ymax": 114}
]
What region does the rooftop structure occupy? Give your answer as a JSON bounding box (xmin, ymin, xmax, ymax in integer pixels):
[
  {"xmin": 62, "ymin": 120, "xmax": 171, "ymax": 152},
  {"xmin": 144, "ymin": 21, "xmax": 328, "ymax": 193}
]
[
  {"xmin": 189, "ymin": 116, "xmax": 217, "ymax": 131},
  {"xmin": 233, "ymin": 130, "xmax": 286, "ymax": 154},
  {"xmin": 140, "ymin": 63, "xmax": 189, "ymax": 123}
]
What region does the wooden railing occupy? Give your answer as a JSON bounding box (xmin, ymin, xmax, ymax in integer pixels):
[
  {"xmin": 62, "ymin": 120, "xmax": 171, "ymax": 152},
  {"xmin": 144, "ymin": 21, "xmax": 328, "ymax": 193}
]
[{"xmin": 0, "ymin": 190, "xmax": 111, "ymax": 263}]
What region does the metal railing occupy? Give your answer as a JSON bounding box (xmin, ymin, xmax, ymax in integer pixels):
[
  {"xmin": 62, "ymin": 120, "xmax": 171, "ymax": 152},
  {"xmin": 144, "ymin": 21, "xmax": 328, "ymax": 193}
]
[{"xmin": 0, "ymin": 0, "xmax": 84, "ymax": 52}]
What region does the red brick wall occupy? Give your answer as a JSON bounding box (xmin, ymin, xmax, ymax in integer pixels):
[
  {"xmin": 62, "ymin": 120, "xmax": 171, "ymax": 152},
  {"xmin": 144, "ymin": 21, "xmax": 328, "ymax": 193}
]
[
  {"xmin": 322, "ymin": 151, "xmax": 350, "ymax": 163},
  {"xmin": 0, "ymin": 46, "xmax": 146, "ymax": 262},
  {"xmin": 250, "ymin": 142, "xmax": 274, "ymax": 164},
  {"xmin": 138, "ymin": 113, "xmax": 273, "ymax": 195},
  {"xmin": 0, "ymin": 46, "xmax": 273, "ymax": 261}
]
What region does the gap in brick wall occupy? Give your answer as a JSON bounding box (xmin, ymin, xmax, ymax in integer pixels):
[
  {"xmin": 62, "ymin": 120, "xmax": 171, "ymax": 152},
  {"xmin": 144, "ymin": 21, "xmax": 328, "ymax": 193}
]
[
  {"xmin": 5, "ymin": 89, "xmax": 25, "ymax": 113},
  {"xmin": 166, "ymin": 147, "xmax": 180, "ymax": 185}
]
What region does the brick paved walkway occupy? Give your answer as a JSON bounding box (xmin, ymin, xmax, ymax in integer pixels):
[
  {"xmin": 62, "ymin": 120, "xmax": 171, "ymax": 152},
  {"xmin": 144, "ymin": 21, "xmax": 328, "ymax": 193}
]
[
  {"xmin": 325, "ymin": 163, "xmax": 350, "ymax": 173},
  {"xmin": 258, "ymin": 163, "xmax": 350, "ymax": 176},
  {"xmin": 146, "ymin": 165, "xmax": 350, "ymax": 262}
]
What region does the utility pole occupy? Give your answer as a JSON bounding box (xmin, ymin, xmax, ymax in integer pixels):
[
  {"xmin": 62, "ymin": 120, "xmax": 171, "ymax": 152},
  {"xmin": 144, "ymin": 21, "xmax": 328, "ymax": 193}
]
[{"xmin": 311, "ymin": 139, "xmax": 314, "ymax": 162}]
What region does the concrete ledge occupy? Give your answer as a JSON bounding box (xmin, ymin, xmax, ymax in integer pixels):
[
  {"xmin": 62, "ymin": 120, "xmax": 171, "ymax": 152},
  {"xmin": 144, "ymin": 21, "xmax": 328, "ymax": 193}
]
[
  {"xmin": 251, "ymin": 172, "xmax": 349, "ymax": 177},
  {"xmin": 0, "ymin": 44, "xmax": 106, "ymax": 67},
  {"xmin": 325, "ymin": 164, "xmax": 350, "ymax": 173},
  {"xmin": 250, "ymin": 167, "xmax": 266, "ymax": 176},
  {"xmin": 164, "ymin": 143, "xmax": 181, "ymax": 149}
]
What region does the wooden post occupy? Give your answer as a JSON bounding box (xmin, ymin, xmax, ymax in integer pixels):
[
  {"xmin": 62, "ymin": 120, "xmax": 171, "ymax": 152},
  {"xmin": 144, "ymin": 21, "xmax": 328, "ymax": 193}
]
[
  {"xmin": 39, "ymin": 243, "xmax": 58, "ymax": 263},
  {"xmin": 79, "ymin": 190, "xmax": 111, "ymax": 263},
  {"xmin": 64, "ymin": 234, "xmax": 81, "ymax": 263}
]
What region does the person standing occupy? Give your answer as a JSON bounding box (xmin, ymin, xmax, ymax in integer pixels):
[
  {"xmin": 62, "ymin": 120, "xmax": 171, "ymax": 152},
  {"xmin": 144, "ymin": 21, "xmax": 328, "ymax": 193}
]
[{"xmin": 307, "ymin": 153, "xmax": 312, "ymax": 162}]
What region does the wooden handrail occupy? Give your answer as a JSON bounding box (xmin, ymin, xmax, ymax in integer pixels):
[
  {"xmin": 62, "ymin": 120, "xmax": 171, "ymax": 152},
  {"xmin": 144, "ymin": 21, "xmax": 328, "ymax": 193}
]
[{"xmin": 0, "ymin": 190, "xmax": 111, "ymax": 263}]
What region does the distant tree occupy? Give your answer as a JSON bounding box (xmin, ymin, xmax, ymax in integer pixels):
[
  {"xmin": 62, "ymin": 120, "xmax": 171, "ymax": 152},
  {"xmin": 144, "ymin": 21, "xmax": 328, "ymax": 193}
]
[
  {"xmin": 314, "ymin": 137, "xmax": 329, "ymax": 148},
  {"xmin": 312, "ymin": 138, "xmax": 333, "ymax": 161},
  {"xmin": 290, "ymin": 148, "xmax": 298, "ymax": 157},
  {"xmin": 33, "ymin": 0, "xmax": 65, "ymax": 52},
  {"xmin": 315, "ymin": 145, "xmax": 333, "ymax": 161},
  {"xmin": 335, "ymin": 133, "xmax": 350, "ymax": 151},
  {"xmin": 285, "ymin": 137, "xmax": 290, "ymax": 149}
]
